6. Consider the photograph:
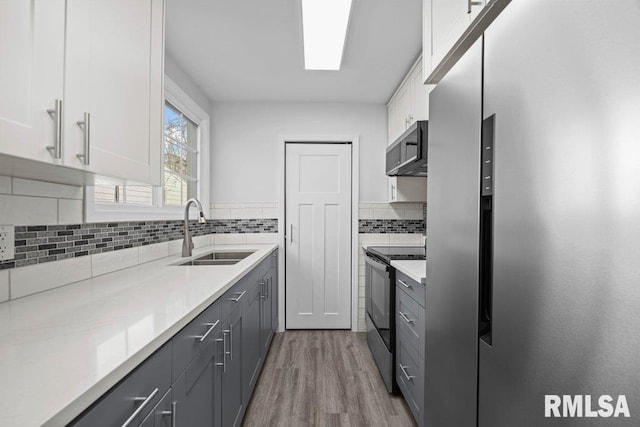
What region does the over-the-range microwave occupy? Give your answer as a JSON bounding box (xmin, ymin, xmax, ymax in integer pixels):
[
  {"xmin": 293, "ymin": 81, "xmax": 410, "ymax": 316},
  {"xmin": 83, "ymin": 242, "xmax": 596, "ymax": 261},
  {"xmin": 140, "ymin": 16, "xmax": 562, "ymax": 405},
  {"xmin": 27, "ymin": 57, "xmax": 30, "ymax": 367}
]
[{"xmin": 385, "ymin": 120, "xmax": 428, "ymax": 176}]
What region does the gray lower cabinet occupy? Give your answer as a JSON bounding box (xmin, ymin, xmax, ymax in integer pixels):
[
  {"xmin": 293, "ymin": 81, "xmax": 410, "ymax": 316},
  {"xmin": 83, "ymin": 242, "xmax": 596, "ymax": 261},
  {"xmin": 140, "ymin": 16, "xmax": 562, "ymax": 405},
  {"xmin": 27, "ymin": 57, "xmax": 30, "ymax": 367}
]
[
  {"xmin": 172, "ymin": 333, "xmax": 220, "ymax": 427},
  {"xmin": 270, "ymin": 253, "xmax": 278, "ymax": 333},
  {"xmin": 69, "ymin": 249, "xmax": 279, "ymax": 427},
  {"xmin": 222, "ymin": 306, "xmax": 244, "ymax": 427},
  {"xmin": 243, "ymin": 275, "xmax": 263, "ymax": 401},
  {"xmin": 395, "ymin": 273, "xmax": 426, "ymax": 427},
  {"xmin": 260, "ymin": 264, "xmax": 276, "ymax": 356}
]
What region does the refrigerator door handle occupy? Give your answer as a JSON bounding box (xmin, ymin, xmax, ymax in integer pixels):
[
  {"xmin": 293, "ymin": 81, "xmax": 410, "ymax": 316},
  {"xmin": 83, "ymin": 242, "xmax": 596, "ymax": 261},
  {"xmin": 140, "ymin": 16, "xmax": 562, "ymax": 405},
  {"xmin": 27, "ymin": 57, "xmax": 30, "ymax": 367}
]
[{"xmin": 479, "ymin": 114, "xmax": 495, "ymax": 346}]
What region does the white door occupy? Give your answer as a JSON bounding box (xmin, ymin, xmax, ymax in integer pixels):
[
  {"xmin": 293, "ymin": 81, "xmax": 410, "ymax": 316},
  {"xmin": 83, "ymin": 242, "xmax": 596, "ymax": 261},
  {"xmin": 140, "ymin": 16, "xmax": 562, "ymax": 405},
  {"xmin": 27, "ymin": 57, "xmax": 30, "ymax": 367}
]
[
  {"xmin": 285, "ymin": 143, "xmax": 352, "ymax": 329},
  {"xmin": 0, "ymin": 0, "xmax": 65, "ymax": 163},
  {"xmin": 64, "ymin": 0, "xmax": 163, "ymax": 184}
]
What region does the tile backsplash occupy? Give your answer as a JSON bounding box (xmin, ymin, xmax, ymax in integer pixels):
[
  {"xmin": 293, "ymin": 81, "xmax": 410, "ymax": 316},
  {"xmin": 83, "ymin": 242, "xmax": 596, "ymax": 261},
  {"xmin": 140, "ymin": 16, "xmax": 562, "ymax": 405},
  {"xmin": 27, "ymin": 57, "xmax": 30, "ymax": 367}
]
[
  {"xmin": 2, "ymin": 220, "xmax": 212, "ymax": 270},
  {"xmin": 0, "ymin": 218, "xmax": 278, "ymax": 271},
  {"xmin": 0, "ymin": 175, "xmax": 83, "ymax": 225},
  {"xmin": 358, "ymin": 202, "xmax": 426, "ymax": 234}
]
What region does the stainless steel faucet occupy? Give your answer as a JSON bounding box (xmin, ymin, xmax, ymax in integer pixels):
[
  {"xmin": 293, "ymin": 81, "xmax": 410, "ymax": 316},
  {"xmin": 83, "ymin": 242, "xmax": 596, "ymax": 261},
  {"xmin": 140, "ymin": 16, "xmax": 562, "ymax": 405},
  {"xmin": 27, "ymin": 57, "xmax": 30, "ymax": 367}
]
[{"xmin": 182, "ymin": 198, "xmax": 207, "ymax": 257}]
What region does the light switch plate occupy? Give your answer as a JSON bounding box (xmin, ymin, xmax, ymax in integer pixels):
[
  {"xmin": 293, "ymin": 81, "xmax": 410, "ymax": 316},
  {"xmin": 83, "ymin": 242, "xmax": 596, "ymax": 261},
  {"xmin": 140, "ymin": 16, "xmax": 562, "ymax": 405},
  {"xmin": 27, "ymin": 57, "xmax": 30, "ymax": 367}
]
[{"xmin": 0, "ymin": 225, "xmax": 15, "ymax": 261}]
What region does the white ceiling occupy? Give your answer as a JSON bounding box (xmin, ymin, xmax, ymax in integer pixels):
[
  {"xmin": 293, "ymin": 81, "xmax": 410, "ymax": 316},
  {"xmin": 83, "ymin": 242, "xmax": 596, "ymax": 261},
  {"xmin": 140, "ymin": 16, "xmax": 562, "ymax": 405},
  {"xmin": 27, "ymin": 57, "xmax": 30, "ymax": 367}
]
[{"xmin": 165, "ymin": 0, "xmax": 423, "ymax": 104}]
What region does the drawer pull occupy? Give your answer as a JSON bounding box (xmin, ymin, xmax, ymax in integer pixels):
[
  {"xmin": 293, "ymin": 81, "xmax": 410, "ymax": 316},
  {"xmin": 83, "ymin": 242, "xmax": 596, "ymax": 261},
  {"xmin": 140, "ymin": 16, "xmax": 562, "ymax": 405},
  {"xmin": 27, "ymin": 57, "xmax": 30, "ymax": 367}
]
[
  {"xmin": 399, "ymin": 311, "xmax": 415, "ymax": 324},
  {"xmin": 196, "ymin": 319, "xmax": 220, "ymax": 342},
  {"xmin": 161, "ymin": 401, "xmax": 177, "ymax": 427},
  {"xmin": 399, "ymin": 364, "xmax": 415, "ymax": 382},
  {"xmin": 399, "ymin": 279, "xmax": 413, "ymax": 289},
  {"xmin": 228, "ymin": 290, "xmax": 246, "ymax": 303},
  {"xmin": 122, "ymin": 387, "xmax": 159, "ymax": 427}
]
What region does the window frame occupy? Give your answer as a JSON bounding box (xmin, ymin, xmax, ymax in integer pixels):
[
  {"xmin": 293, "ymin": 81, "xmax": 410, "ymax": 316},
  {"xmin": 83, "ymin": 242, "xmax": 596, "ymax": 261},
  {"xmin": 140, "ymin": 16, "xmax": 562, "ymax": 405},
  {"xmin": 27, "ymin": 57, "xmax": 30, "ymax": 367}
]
[{"xmin": 85, "ymin": 75, "xmax": 210, "ymax": 222}]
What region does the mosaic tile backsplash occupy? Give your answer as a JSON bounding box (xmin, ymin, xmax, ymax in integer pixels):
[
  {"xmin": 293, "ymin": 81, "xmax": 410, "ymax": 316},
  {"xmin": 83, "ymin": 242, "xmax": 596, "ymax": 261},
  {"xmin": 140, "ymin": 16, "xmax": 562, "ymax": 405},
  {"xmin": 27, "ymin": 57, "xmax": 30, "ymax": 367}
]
[
  {"xmin": 0, "ymin": 219, "xmax": 278, "ymax": 270},
  {"xmin": 358, "ymin": 219, "xmax": 425, "ymax": 234}
]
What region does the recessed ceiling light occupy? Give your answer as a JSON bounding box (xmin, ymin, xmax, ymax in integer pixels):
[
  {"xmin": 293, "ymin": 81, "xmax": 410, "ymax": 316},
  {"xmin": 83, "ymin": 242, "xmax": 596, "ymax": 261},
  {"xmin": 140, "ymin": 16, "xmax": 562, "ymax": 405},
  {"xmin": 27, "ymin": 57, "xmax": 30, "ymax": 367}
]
[{"xmin": 301, "ymin": 0, "xmax": 353, "ymax": 71}]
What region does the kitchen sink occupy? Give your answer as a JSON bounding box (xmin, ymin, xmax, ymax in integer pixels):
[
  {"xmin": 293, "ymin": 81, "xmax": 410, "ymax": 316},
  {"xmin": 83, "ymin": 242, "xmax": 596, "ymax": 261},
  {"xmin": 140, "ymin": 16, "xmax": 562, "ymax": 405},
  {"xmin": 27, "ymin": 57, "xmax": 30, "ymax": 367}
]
[{"xmin": 176, "ymin": 250, "xmax": 255, "ymax": 266}]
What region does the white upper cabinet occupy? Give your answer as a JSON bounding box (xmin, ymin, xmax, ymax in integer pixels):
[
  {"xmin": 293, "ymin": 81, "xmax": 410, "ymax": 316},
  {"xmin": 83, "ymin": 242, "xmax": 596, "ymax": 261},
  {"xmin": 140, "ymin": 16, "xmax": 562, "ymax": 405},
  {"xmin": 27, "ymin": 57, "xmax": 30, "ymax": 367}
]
[
  {"xmin": 394, "ymin": 82, "xmax": 412, "ymax": 138},
  {"xmin": 388, "ymin": 176, "xmax": 427, "ymax": 203},
  {"xmin": 387, "ymin": 56, "xmax": 434, "ymax": 145},
  {"xmin": 424, "ymin": 0, "xmax": 511, "ymax": 83},
  {"xmin": 0, "ymin": 0, "xmax": 164, "ymax": 185},
  {"xmin": 64, "ymin": 0, "xmax": 163, "ymax": 184},
  {"xmin": 430, "ymin": 0, "xmax": 483, "ymax": 70},
  {"xmin": 0, "ymin": 0, "xmax": 65, "ymax": 164},
  {"xmin": 410, "ymin": 62, "xmax": 429, "ymax": 124}
]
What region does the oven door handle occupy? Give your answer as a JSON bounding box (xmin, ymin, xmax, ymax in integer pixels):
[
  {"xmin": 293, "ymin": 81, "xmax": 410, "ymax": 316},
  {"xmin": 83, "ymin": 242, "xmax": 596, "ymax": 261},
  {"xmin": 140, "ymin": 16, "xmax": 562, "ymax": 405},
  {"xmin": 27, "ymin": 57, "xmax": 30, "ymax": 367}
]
[{"xmin": 365, "ymin": 254, "xmax": 389, "ymax": 272}]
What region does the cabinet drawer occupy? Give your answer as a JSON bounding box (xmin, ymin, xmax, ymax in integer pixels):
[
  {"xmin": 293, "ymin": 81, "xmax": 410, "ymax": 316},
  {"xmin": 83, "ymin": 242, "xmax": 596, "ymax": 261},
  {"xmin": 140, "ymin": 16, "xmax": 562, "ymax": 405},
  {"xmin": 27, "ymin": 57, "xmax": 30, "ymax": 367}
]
[
  {"xmin": 219, "ymin": 256, "xmax": 271, "ymax": 318},
  {"xmin": 395, "ymin": 269, "xmax": 425, "ymax": 307},
  {"xmin": 71, "ymin": 342, "xmax": 171, "ymax": 427},
  {"xmin": 396, "ymin": 335, "xmax": 424, "ymax": 425},
  {"xmin": 219, "ymin": 278, "xmax": 249, "ymax": 319},
  {"xmin": 396, "ymin": 286, "xmax": 425, "ymax": 358},
  {"xmin": 172, "ymin": 298, "xmax": 222, "ymax": 382}
]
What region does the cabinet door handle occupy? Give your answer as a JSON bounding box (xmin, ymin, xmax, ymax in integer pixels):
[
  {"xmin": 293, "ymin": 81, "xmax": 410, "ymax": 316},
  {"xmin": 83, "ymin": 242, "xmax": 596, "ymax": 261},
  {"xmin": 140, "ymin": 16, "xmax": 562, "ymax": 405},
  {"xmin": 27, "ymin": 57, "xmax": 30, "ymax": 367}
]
[
  {"xmin": 259, "ymin": 280, "xmax": 266, "ymax": 298},
  {"xmin": 161, "ymin": 401, "xmax": 177, "ymax": 427},
  {"xmin": 122, "ymin": 387, "xmax": 159, "ymax": 427},
  {"xmin": 228, "ymin": 290, "xmax": 246, "ymax": 303},
  {"xmin": 76, "ymin": 112, "xmax": 91, "ymax": 165},
  {"xmin": 468, "ymin": 0, "xmax": 484, "ymax": 13},
  {"xmin": 215, "ymin": 331, "xmax": 227, "ymax": 372},
  {"xmin": 196, "ymin": 319, "xmax": 220, "ymax": 342},
  {"xmin": 229, "ymin": 326, "xmax": 234, "ymax": 360},
  {"xmin": 398, "ymin": 279, "xmax": 412, "ymax": 289},
  {"xmin": 290, "ymin": 224, "xmax": 294, "ymax": 244},
  {"xmin": 399, "ymin": 311, "xmax": 415, "ymax": 324},
  {"xmin": 46, "ymin": 99, "xmax": 62, "ymax": 159},
  {"xmin": 399, "ymin": 364, "xmax": 415, "ymax": 381}
]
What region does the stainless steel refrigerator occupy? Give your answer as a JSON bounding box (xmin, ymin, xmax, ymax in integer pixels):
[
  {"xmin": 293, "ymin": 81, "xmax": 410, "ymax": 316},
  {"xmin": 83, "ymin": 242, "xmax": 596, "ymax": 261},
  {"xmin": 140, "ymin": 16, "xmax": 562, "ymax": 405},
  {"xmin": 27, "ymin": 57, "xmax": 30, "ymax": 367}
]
[{"xmin": 425, "ymin": 1, "xmax": 640, "ymax": 425}]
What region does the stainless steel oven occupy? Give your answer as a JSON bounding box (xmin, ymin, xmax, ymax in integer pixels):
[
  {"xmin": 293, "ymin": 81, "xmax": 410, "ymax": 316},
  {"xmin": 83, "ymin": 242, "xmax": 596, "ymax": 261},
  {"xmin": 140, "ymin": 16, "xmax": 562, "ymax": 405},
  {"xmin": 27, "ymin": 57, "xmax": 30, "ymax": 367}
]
[
  {"xmin": 365, "ymin": 254, "xmax": 394, "ymax": 349},
  {"xmin": 364, "ymin": 245, "xmax": 426, "ymax": 394},
  {"xmin": 365, "ymin": 252, "xmax": 395, "ymax": 393}
]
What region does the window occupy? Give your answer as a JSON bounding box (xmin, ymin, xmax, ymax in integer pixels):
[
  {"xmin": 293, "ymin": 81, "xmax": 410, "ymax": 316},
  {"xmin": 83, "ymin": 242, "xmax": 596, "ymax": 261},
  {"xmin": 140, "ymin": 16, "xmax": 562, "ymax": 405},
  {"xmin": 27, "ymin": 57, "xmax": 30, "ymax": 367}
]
[
  {"xmin": 85, "ymin": 75, "xmax": 210, "ymax": 221},
  {"xmin": 163, "ymin": 102, "xmax": 198, "ymax": 206}
]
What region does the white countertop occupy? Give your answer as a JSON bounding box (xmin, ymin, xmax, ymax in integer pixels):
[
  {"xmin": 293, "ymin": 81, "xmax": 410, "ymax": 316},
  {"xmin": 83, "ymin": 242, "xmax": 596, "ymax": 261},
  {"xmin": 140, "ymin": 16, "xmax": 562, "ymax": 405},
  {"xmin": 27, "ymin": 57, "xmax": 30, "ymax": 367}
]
[
  {"xmin": 391, "ymin": 260, "xmax": 426, "ymax": 285},
  {"xmin": 0, "ymin": 243, "xmax": 277, "ymax": 427}
]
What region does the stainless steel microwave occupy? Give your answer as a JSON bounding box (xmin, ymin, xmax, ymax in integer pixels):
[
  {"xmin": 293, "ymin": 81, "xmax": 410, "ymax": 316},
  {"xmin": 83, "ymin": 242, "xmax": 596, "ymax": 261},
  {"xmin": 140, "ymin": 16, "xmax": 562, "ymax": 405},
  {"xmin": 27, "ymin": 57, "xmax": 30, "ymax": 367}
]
[{"xmin": 385, "ymin": 120, "xmax": 428, "ymax": 176}]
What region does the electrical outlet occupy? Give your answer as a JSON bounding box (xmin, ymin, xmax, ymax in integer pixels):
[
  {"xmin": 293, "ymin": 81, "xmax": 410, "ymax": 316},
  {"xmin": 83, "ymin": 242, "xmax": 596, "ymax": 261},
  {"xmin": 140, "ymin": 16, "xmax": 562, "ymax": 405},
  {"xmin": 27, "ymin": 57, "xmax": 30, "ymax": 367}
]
[{"xmin": 0, "ymin": 225, "xmax": 15, "ymax": 261}]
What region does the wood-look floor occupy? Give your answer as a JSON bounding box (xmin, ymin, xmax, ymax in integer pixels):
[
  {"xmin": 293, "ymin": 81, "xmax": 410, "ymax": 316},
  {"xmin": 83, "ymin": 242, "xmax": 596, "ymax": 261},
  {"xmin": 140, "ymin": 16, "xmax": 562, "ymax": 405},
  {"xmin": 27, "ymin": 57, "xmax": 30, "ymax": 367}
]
[{"xmin": 243, "ymin": 330, "xmax": 416, "ymax": 427}]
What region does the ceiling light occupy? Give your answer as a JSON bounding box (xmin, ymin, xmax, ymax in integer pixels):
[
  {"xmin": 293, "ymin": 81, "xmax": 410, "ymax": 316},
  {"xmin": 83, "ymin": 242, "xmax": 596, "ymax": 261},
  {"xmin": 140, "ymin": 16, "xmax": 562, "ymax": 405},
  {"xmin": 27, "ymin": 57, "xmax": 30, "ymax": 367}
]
[{"xmin": 301, "ymin": 0, "xmax": 352, "ymax": 71}]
